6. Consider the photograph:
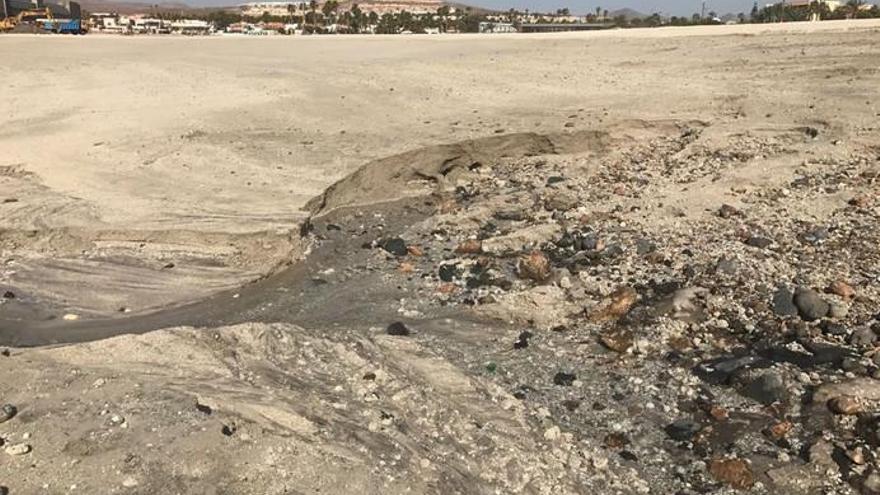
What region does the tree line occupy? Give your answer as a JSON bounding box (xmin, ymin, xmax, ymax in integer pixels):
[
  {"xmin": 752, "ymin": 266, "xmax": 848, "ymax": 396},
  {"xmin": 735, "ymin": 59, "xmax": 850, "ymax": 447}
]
[{"xmin": 143, "ymin": 0, "xmax": 880, "ymax": 34}]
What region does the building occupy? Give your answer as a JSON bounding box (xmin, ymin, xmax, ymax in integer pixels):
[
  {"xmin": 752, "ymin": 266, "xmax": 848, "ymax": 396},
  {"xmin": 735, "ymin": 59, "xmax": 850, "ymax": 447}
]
[
  {"xmin": 3, "ymin": 0, "xmax": 80, "ymax": 18},
  {"xmin": 519, "ymin": 22, "xmax": 614, "ymax": 33},
  {"xmin": 478, "ymin": 21, "xmax": 516, "ymax": 33},
  {"xmin": 240, "ymin": 1, "xmax": 307, "ymax": 18},
  {"xmin": 783, "ymin": 0, "xmax": 842, "ymax": 10}
]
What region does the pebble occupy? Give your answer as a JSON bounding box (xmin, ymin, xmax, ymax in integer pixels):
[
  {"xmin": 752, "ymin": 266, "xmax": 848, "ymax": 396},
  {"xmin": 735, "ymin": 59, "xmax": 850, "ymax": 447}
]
[
  {"xmin": 379, "ymin": 237, "xmax": 408, "ymax": 257},
  {"xmin": 741, "ymin": 371, "xmax": 787, "ymax": 405},
  {"xmin": 0, "ymin": 404, "xmax": 17, "ymax": 424},
  {"xmin": 553, "ymin": 372, "xmax": 576, "ymax": 387},
  {"xmin": 513, "ymin": 331, "xmax": 532, "ymax": 350},
  {"xmin": 793, "ymin": 287, "xmax": 830, "ymax": 321},
  {"xmin": 827, "ymin": 280, "xmax": 855, "ymax": 299},
  {"xmin": 708, "ymin": 458, "xmax": 754, "ymax": 489},
  {"xmin": 1, "ymin": 291, "xmax": 13, "ymax": 300},
  {"xmin": 828, "ymin": 396, "xmax": 862, "ymax": 415},
  {"xmin": 772, "ymin": 287, "xmax": 798, "ymax": 317},
  {"xmin": 517, "ymin": 251, "xmax": 551, "ymax": 282},
  {"xmin": 664, "ymin": 418, "xmax": 701, "ymax": 441},
  {"xmin": 745, "ymin": 236, "xmax": 772, "ymax": 249},
  {"xmin": 4, "ymin": 443, "xmax": 31, "ymax": 456},
  {"xmin": 386, "ymin": 322, "xmax": 411, "ymax": 336}
]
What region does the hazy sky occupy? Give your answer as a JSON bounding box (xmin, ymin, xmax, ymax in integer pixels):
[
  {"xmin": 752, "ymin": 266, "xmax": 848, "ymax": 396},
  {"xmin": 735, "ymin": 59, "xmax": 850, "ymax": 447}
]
[{"xmin": 466, "ymin": 0, "xmax": 757, "ymax": 16}]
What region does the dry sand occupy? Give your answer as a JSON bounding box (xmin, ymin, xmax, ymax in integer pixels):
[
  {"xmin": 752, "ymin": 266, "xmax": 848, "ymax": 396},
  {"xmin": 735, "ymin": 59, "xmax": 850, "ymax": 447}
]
[{"xmin": 0, "ymin": 20, "xmax": 879, "ymax": 494}]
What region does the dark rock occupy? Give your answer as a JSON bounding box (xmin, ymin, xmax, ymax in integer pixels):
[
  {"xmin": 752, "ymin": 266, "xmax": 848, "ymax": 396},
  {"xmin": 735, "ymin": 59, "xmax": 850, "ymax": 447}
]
[
  {"xmin": 386, "ymin": 322, "xmax": 411, "ymax": 336},
  {"xmin": 553, "ymin": 372, "xmax": 576, "ymax": 386},
  {"xmin": 513, "ymin": 331, "xmax": 533, "ymax": 350},
  {"xmin": 562, "ymin": 399, "xmax": 581, "ymax": 411},
  {"xmin": 665, "ymin": 418, "xmax": 701, "ymax": 441},
  {"xmin": 820, "ymin": 320, "xmax": 847, "ymax": 336},
  {"xmin": 1, "ymin": 291, "xmax": 13, "ymax": 300},
  {"xmin": 740, "ymin": 371, "xmax": 787, "ymax": 405},
  {"xmin": 619, "ymin": 450, "xmax": 639, "ymax": 462},
  {"xmin": 362, "ymin": 372, "xmax": 376, "ymax": 381},
  {"xmin": 0, "ymin": 404, "xmax": 16, "ymax": 424},
  {"xmin": 745, "ymin": 236, "xmax": 773, "ymax": 249},
  {"xmin": 804, "ymin": 127, "xmax": 820, "ymax": 139},
  {"xmin": 546, "ymin": 176, "xmax": 566, "ymax": 186},
  {"xmin": 718, "ymin": 204, "xmax": 741, "ymax": 219},
  {"xmin": 326, "ymin": 223, "xmax": 342, "ymax": 231},
  {"xmin": 695, "ymin": 355, "xmax": 772, "ymax": 384},
  {"xmin": 799, "ymin": 227, "xmax": 830, "ymax": 245},
  {"xmin": 221, "ymin": 424, "xmax": 236, "ymax": 436},
  {"xmin": 772, "ymin": 287, "xmax": 799, "ymax": 317},
  {"xmin": 438, "ymin": 263, "xmax": 459, "ymax": 282},
  {"xmin": 493, "ymin": 208, "xmax": 527, "ymax": 221},
  {"xmin": 794, "ymin": 287, "xmax": 830, "ymax": 321},
  {"xmin": 380, "ymin": 237, "xmax": 408, "ymax": 256},
  {"xmin": 195, "ymin": 402, "xmax": 213, "ymax": 415}
]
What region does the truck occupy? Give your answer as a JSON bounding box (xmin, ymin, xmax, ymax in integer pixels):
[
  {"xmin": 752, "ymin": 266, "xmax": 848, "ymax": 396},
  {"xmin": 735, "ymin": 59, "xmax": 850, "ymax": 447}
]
[{"xmin": 42, "ymin": 18, "xmax": 87, "ymax": 34}]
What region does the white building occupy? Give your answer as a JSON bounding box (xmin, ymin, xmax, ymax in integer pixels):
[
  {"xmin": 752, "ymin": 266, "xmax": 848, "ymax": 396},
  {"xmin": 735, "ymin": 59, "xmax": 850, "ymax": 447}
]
[
  {"xmin": 478, "ymin": 21, "xmax": 516, "ymax": 33},
  {"xmin": 240, "ymin": 1, "xmax": 307, "ymax": 17}
]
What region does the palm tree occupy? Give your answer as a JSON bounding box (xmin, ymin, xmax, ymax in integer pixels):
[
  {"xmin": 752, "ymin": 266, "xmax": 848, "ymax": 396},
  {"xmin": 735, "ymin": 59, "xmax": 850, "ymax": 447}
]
[{"xmin": 309, "ymin": 0, "xmax": 317, "ymax": 32}]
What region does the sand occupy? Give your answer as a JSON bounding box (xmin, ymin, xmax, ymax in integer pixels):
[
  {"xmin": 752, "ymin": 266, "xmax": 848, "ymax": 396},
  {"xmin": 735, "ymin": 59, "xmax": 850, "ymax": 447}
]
[{"xmin": 0, "ymin": 19, "xmax": 879, "ymax": 494}]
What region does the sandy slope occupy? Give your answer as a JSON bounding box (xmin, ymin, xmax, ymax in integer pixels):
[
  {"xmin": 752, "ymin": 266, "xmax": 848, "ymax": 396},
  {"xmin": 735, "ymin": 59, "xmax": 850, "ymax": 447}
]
[{"xmin": 2, "ymin": 20, "xmax": 880, "ymax": 315}]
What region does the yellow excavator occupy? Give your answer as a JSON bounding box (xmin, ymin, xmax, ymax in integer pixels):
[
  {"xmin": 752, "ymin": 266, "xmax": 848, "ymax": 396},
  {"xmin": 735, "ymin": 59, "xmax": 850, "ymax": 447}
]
[{"xmin": 1, "ymin": 7, "xmax": 53, "ymax": 32}]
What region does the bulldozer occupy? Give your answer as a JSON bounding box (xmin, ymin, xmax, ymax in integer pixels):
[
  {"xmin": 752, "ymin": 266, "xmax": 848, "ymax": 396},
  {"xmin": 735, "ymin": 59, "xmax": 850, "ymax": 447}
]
[{"xmin": 1, "ymin": 7, "xmax": 53, "ymax": 32}]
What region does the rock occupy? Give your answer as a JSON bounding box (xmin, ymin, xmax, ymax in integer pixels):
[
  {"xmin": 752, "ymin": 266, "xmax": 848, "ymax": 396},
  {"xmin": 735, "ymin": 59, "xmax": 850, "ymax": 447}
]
[
  {"xmin": 546, "ymin": 176, "xmax": 565, "ymax": 186},
  {"xmin": 553, "ymin": 372, "xmax": 576, "ymax": 386},
  {"xmin": 765, "ymin": 420, "xmax": 793, "ymax": 440},
  {"xmin": 828, "ymin": 301, "xmax": 848, "ymax": 319},
  {"xmin": 820, "ymin": 320, "xmax": 847, "ymax": 336},
  {"xmin": 1, "ymin": 291, "xmax": 13, "ymax": 300},
  {"xmin": 386, "ymin": 322, "xmax": 411, "ymax": 336},
  {"xmin": 482, "ymin": 224, "xmax": 562, "ymax": 254},
  {"xmin": 4, "ymin": 443, "xmax": 31, "ymax": 456},
  {"xmin": 708, "ymin": 458, "xmax": 754, "ymax": 489},
  {"xmin": 479, "ymin": 286, "xmax": 577, "ymax": 330},
  {"xmin": 599, "ymin": 330, "xmax": 634, "ymax": 353},
  {"xmin": 544, "ymin": 191, "xmax": 579, "ymax": 212},
  {"xmin": 517, "ymin": 251, "xmax": 552, "ymax": 282},
  {"xmin": 718, "ymin": 204, "xmax": 741, "ymax": 218},
  {"xmin": 589, "ymin": 287, "xmax": 638, "ymax": 323},
  {"xmin": 454, "ymin": 239, "xmax": 482, "ymax": 254},
  {"xmin": 406, "ymin": 245, "xmax": 423, "ymax": 256},
  {"xmin": 745, "ymin": 236, "xmax": 772, "ymax": 249},
  {"xmin": 493, "ymin": 207, "xmax": 528, "ymax": 221},
  {"xmin": 799, "ymin": 227, "xmax": 830, "ymax": 244},
  {"xmin": 850, "ymin": 327, "xmax": 877, "ymax": 347},
  {"xmin": 794, "ymin": 287, "xmax": 829, "ymax": 321},
  {"xmin": 809, "ymin": 439, "xmax": 837, "ymax": 470},
  {"xmin": 828, "ymin": 396, "xmax": 862, "ymax": 415},
  {"xmin": 122, "ymin": 477, "xmax": 139, "ymax": 488},
  {"xmin": 513, "ymin": 331, "xmax": 532, "ymax": 350},
  {"xmin": 850, "ymin": 195, "xmax": 872, "ymax": 208},
  {"xmin": 438, "ymin": 263, "xmax": 459, "ymax": 282},
  {"xmin": 740, "ymin": 370, "xmax": 787, "ymax": 405},
  {"xmin": 108, "ymin": 414, "xmax": 125, "ymax": 426},
  {"xmin": 772, "ymin": 287, "xmax": 798, "ymax": 317},
  {"xmin": 827, "ymin": 280, "xmax": 855, "ymax": 299},
  {"xmin": 695, "ymin": 355, "xmax": 772, "ymax": 384},
  {"xmin": 664, "ymin": 419, "xmax": 701, "ymax": 442},
  {"xmin": 864, "ymin": 472, "xmax": 880, "ymax": 493},
  {"xmin": 380, "ymin": 237, "xmax": 408, "ymax": 256},
  {"xmin": 62, "ymin": 313, "xmax": 80, "ymax": 321},
  {"xmin": 0, "ymin": 404, "xmax": 16, "ymax": 424},
  {"xmin": 814, "ymin": 378, "xmax": 880, "ymax": 405}
]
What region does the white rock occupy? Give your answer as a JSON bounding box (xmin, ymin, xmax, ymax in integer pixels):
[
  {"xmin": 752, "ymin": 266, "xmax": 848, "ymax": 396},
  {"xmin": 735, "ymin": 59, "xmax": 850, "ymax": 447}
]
[{"xmin": 5, "ymin": 443, "xmax": 31, "ymax": 456}]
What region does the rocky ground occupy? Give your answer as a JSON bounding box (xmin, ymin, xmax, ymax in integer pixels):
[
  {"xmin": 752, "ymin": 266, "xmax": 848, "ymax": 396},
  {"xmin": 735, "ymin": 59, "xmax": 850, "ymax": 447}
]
[{"xmin": 1, "ymin": 117, "xmax": 878, "ymax": 493}]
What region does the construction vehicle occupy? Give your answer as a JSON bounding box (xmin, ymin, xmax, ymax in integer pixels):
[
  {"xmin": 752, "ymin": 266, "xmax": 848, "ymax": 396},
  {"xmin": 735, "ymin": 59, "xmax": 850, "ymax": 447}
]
[
  {"xmin": 42, "ymin": 18, "xmax": 86, "ymax": 34},
  {"xmin": 1, "ymin": 7, "xmax": 52, "ymax": 32}
]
